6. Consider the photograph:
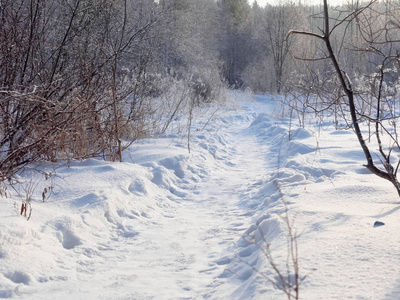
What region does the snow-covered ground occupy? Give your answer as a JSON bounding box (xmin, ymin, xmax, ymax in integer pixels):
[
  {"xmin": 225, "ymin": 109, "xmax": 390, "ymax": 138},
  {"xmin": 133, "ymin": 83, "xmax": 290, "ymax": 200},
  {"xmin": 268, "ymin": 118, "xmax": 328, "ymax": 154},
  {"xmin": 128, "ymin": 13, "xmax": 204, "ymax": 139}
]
[{"xmin": 1, "ymin": 92, "xmax": 400, "ymax": 299}]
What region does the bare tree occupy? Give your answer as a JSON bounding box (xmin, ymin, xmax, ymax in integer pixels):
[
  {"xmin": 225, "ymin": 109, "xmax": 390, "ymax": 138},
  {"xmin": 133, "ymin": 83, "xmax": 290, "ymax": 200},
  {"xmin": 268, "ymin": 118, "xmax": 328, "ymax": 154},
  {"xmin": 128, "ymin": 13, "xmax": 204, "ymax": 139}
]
[
  {"xmin": 263, "ymin": 2, "xmax": 302, "ymax": 94},
  {"xmin": 288, "ymin": 0, "xmax": 400, "ymax": 195}
]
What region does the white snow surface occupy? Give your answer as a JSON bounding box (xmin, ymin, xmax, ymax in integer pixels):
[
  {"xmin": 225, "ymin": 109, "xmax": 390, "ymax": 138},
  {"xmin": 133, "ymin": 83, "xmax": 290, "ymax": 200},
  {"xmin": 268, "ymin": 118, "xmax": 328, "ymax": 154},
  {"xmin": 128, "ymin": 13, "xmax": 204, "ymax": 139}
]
[{"xmin": 1, "ymin": 92, "xmax": 400, "ymax": 299}]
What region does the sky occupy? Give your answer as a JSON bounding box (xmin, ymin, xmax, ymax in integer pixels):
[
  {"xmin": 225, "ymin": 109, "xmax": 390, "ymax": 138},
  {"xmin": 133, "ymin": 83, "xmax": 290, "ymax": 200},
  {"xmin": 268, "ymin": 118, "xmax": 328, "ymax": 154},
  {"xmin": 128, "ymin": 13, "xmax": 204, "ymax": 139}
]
[
  {"xmin": 254, "ymin": 0, "xmax": 278, "ymax": 5},
  {"xmin": 253, "ymin": 0, "xmax": 345, "ymax": 6},
  {"xmin": 252, "ymin": 0, "xmax": 315, "ymax": 6}
]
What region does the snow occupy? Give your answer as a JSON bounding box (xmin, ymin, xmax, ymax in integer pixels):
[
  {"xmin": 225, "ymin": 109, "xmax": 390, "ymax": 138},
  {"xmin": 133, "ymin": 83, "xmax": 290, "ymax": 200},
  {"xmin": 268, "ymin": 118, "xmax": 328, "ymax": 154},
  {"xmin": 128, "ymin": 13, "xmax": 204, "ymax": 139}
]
[{"xmin": 1, "ymin": 92, "xmax": 400, "ymax": 299}]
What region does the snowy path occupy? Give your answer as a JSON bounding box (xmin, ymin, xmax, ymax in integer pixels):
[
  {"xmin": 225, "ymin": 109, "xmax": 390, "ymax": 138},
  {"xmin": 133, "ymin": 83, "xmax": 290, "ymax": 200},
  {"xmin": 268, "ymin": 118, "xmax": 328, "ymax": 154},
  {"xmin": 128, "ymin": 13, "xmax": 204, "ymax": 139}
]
[{"xmin": 89, "ymin": 104, "xmax": 273, "ymax": 299}]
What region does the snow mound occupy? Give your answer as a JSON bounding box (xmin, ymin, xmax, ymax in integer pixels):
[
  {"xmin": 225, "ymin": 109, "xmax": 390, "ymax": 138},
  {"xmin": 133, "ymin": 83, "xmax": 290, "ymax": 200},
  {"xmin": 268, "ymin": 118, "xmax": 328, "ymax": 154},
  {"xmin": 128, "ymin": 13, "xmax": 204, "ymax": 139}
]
[{"xmin": 1, "ymin": 91, "xmax": 400, "ymax": 299}]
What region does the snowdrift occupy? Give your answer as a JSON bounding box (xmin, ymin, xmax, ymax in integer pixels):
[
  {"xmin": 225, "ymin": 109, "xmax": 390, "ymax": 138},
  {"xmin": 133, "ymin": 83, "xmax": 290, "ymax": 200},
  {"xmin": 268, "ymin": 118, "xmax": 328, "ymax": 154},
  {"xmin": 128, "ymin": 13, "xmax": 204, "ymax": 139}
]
[{"xmin": 1, "ymin": 92, "xmax": 400, "ymax": 299}]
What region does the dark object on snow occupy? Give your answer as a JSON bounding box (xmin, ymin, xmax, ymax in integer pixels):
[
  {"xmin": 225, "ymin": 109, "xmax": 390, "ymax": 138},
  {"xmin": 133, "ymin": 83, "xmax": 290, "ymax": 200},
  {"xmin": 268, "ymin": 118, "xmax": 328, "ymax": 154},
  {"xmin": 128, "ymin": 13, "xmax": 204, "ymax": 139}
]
[{"xmin": 373, "ymin": 221, "xmax": 385, "ymax": 227}]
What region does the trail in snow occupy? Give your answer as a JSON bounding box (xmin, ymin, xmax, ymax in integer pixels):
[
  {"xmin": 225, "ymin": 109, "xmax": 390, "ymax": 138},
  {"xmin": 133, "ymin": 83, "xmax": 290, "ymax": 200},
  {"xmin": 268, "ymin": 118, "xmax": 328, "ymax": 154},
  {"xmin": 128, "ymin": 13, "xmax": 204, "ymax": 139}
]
[{"xmin": 89, "ymin": 99, "xmax": 276, "ymax": 299}]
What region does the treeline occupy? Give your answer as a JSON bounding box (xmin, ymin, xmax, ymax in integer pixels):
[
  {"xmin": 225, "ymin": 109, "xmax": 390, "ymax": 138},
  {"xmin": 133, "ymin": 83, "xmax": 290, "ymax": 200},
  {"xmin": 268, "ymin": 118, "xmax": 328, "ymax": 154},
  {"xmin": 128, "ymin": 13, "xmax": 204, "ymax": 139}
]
[{"xmin": 1, "ymin": 0, "xmax": 400, "ymax": 185}]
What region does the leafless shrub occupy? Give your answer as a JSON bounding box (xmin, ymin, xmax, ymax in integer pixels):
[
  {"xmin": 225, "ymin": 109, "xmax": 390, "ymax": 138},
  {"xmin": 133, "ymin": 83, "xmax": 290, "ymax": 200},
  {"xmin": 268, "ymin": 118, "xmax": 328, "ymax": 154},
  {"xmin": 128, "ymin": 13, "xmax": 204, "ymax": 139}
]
[
  {"xmin": 0, "ymin": 0, "xmax": 159, "ymax": 192},
  {"xmin": 10, "ymin": 169, "xmax": 56, "ymax": 220},
  {"xmin": 20, "ymin": 177, "xmax": 38, "ymax": 221}
]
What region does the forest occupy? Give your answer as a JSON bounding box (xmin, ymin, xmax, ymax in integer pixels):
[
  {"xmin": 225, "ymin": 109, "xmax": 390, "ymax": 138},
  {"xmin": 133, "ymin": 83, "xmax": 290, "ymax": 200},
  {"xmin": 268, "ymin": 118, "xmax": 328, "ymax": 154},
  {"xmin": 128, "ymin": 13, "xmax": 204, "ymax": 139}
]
[{"xmin": 1, "ymin": 0, "xmax": 400, "ymax": 191}]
